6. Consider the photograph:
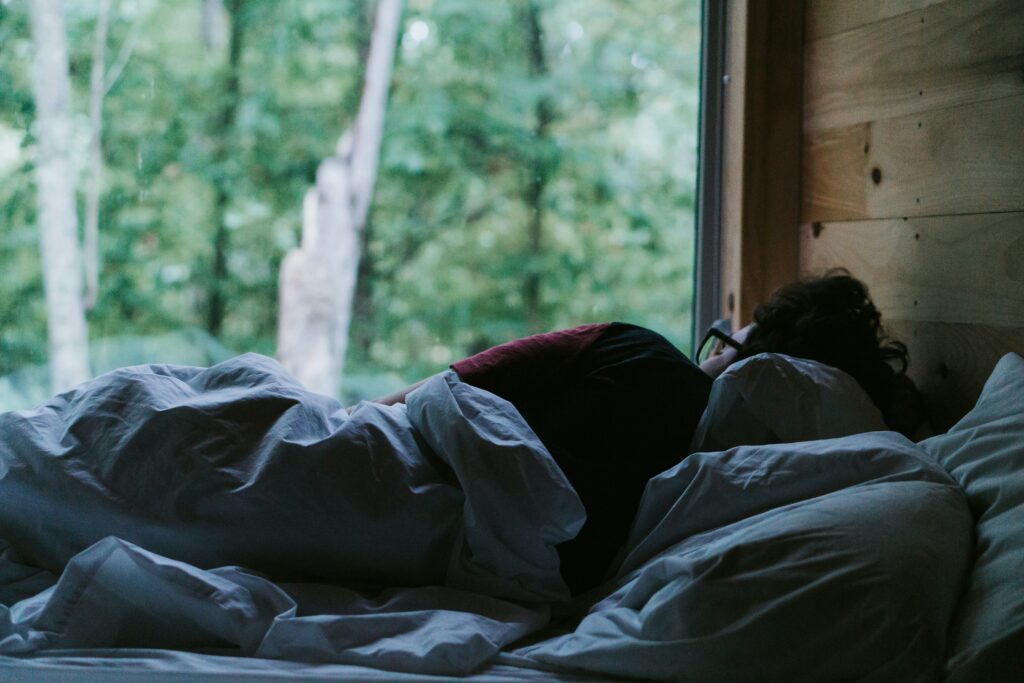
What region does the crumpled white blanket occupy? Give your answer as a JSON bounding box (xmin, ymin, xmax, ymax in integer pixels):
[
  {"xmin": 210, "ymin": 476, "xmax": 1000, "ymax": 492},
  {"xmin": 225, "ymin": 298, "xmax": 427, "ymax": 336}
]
[
  {"xmin": 511, "ymin": 432, "xmax": 973, "ymax": 682},
  {"xmin": 0, "ymin": 356, "xmax": 583, "ymax": 674}
]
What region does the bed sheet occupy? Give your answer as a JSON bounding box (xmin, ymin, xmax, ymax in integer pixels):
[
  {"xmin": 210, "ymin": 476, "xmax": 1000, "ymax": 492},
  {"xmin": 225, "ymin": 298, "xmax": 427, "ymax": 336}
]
[{"xmin": 0, "ymin": 649, "xmax": 607, "ymax": 682}]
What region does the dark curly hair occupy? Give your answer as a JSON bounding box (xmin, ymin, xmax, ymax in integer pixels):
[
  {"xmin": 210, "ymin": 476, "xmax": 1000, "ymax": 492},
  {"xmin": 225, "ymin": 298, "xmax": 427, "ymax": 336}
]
[{"xmin": 737, "ymin": 269, "xmax": 910, "ymax": 426}]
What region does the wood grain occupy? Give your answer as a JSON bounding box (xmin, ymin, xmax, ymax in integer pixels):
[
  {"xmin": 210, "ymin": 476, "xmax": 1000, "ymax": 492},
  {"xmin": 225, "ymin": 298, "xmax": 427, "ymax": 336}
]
[
  {"xmin": 804, "ymin": 0, "xmax": 946, "ymax": 41},
  {"xmin": 720, "ymin": 0, "xmax": 749, "ymax": 326},
  {"xmin": 805, "ymin": 0, "xmax": 1024, "ymax": 131},
  {"xmin": 802, "ymin": 94, "xmax": 1024, "ymax": 222},
  {"xmin": 800, "ymin": 212, "xmax": 1024, "ymax": 326},
  {"xmin": 798, "ymin": 0, "xmax": 1024, "ymax": 432},
  {"xmin": 885, "ymin": 319, "xmax": 1024, "ymax": 431},
  {"xmin": 719, "ymin": 0, "xmax": 803, "ymax": 327}
]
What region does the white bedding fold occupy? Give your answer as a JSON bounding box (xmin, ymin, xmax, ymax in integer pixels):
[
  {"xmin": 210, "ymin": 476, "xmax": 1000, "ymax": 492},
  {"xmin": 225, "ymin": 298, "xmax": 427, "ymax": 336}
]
[
  {"xmin": 0, "ymin": 356, "xmax": 583, "ymax": 674},
  {"xmin": 514, "ymin": 432, "xmax": 973, "ymax": 682},
  {"xmin": 0, "ymin": 537, "xmax": 549, "ymax": 675}
]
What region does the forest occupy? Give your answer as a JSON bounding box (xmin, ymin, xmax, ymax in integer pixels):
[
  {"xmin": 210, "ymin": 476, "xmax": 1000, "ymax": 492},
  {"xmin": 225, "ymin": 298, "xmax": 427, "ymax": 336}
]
[{"xmin": 0, "ymin": 0, "xmax": 701, "ymax": 408}]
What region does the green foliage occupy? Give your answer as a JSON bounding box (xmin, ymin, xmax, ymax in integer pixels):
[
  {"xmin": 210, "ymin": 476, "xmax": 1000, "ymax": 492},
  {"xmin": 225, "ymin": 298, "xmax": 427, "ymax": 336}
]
[
  {"xmin": 0, "ymin": 328, "xmax": 232, "ymax": 410},
  {"xmin": 0, "ymin": 0, "xmax": 700, "ymax": 408}
]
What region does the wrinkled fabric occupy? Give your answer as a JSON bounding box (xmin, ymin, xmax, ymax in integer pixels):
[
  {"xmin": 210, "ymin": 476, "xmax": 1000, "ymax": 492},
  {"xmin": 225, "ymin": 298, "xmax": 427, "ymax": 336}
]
[
  {"xmin": 0, "ymin": 537, "xmax": 548, "ymax": 675},
  {"xmin": 920, "ymin": 353, "xmax": 1024, "ymax": 683},
  {"xmin": 0, "ymin": 355, "xmax": 976, "ymax": 680},
  {"xmin": 513, "ymin": 432, "xmax": 973, "ymax": 682},
  {"xmin": 691, "ymin": 353, "xmax": 887, "ymax": 453},
  {"xmin": 0, "ymin": 356, "xmax": 584, "ymax": 674}
]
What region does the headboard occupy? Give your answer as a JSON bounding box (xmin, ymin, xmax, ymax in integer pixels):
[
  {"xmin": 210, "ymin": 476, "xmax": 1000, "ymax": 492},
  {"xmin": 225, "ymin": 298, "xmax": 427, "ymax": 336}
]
[{"xmin": 798, "ymin": 0, "xmax": 1024, "ymax": 430}]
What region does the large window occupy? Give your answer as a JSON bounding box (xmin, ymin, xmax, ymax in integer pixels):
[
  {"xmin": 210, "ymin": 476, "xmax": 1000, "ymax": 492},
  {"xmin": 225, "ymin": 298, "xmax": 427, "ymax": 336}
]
[{"xmin": 0, "ymin": 0, "xmax": 701, "ymax": 408}]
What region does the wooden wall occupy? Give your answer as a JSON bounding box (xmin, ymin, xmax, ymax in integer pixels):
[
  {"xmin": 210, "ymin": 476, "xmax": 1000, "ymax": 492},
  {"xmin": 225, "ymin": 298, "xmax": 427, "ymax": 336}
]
[
  {"xmin": 719, "ymin": 0, "xmax": 804, "ymax": 326},
  {"xmin": 799, "ymin": 0, "xmax": 1024, "ymax": 429}
]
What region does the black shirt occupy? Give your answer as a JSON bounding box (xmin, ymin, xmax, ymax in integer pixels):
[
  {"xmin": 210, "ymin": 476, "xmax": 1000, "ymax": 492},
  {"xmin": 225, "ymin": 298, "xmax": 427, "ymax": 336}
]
[{"xmin": 452, "ymin": 322, "xmax": 711, "ymax": 594}]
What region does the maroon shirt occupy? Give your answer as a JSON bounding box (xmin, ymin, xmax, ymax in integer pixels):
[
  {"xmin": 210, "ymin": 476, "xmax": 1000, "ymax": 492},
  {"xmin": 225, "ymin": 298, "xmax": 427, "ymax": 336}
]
[{"xmin": 451, "ymin": 323, "xmax": 610, "ymax": 399}]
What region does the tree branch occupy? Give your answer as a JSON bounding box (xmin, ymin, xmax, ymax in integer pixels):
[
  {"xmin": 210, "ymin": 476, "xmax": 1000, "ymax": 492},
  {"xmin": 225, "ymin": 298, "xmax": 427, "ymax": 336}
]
[
  {"xmin": 83, "ymin": 0, "xmax": 111, "ymax": 310},
  {"xmin": 348, "ymin": 0, "xmax": 403, "ymax": 226},
  {"xmin": 103, "ymin": 12, "xmax": 140, "ymax": 96}
]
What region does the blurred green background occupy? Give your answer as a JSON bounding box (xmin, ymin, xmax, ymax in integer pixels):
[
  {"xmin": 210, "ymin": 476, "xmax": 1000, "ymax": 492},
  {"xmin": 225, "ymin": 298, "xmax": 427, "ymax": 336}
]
[{"xmin": 0, "ymin": 0, "xmax": 700, "ymax": 408}]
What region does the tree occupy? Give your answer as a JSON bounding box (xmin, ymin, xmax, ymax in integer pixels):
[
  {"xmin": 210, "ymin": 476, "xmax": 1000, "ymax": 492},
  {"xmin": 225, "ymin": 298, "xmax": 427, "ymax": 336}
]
[
  {"xmin": 1, "ymin": 0, "xmax": 702, "ymax": 410},
  {"xmin": 82, "ymin": 0, "xmax": 109, "ymax": 311},
  {"xmin": 357, "ymin": 0, "xmax": 702, "ymax": 387},
  {"xmin": 201, "ymin": 0, "xmax": 227, "ymax": 53},
  {"xmin": 28, "ymin": 0, "xmax": 90, "ymax": 392},
  {"xmin": 277, "ymin": 0, "xmax": 402, "ymax": 397},
  {"xmin": 83, "ymin": 0, "xmax": 137, "ymax": 311},
  {"xmin": 206, "ymin": 0, "xmax": 245, "ymax": 338},
  {"xmin": 522, "ymin": 0, "xmax": 554, "ymax": 332}
]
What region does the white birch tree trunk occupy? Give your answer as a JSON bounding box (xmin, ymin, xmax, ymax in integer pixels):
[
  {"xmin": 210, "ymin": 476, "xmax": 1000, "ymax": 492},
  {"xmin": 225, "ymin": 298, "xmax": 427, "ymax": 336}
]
[
  {"xmin": 201, "ymin": 0, "xmax": 227, "ymax": 53},
  {"xmin": 83, "ymin": 0, "xmax": 110, "ymax": 311},
  {"xmin": 277, "ymin": 0, "xmax": 402, "ymax": 397},
  {"xmin": 29, "ymin": 0, "xmax": 91, "ymax": 393}
]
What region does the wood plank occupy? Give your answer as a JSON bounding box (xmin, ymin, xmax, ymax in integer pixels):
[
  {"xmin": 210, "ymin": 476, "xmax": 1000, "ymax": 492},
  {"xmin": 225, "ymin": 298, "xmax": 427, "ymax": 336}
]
[
  {"xmin": 799, "ymin": 212, "xmax": 1024, "ymax": 327},
  {"xmin": 802, "ymin": 94, "xmax": 1024, "ymax": 222},
  {"xmin": 719, "ymin": 0, "xmax": 803, "ymax": 328},
  {"xmin": 805, "ymin": 0, "xmax": 1024, "ymax": 131},
  {"xmin": 720, "ymin": 0, "xmax": 749, "ymax": 327},
  {"xmin": 885, "ymin": 320, "xmax": 1024, "ymax": 431},
  {"xmin": 805, "ymin": 0, "xmax": 946, "ymax": 41}
]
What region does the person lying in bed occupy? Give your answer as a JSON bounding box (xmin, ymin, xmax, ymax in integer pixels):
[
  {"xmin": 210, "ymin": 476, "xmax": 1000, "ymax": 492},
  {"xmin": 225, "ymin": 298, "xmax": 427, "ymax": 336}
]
[{"xmin": 371, "ymin": 269, "xmax": 921, "ymax": 595}]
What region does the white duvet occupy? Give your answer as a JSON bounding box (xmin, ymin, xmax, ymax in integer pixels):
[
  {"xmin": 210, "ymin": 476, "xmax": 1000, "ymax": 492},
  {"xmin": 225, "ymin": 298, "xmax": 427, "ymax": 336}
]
[
  {"xmin": 0, "ymin": 355, "xmax": 973, "ymax": 681},
  {"xmin": 514, "ymin": 433, "xmax": 972, "ymax": 681}
]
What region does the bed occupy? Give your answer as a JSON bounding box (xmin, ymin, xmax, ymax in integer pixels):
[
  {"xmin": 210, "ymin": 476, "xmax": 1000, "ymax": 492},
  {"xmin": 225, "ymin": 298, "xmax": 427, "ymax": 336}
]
[{"xmin": 0, "ymin": 351, "xmax": 1021, "ymax": 682}]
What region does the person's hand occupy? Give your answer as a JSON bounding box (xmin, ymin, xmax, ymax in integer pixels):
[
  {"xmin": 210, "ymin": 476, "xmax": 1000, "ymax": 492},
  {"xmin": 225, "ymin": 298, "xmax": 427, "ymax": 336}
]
[{"xmin": 700, "ymin": 323, "xmax": 755, "ymax": 379}]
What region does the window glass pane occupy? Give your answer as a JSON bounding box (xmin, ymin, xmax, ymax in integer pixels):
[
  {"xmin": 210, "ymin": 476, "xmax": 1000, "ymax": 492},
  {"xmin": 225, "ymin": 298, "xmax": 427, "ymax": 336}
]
[{"xmin": 0, "ymin": 0, "xmax": 701, "ymax": 408}]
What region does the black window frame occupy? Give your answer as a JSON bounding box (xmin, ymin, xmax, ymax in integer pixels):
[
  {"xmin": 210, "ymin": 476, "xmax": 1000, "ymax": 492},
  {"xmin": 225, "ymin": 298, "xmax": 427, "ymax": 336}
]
[{"xmin": 693, "ymin": 0, "xmax": 728, "ymax": 351}]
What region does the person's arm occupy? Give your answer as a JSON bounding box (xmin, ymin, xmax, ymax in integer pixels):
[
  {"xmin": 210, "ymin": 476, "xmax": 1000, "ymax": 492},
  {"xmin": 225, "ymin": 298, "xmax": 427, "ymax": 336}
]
[
  {"xmin": 371, "ymin": 376, "xmax": 433, "ymax": 406},
  {"xmin": 344, "ymin": 375, "xmax": 436, "ymax": 413},
  {"xmin": 353, "ymin": 323, "xmax": 607, "ymax": 411},
  {"xmin": 451, "ymin": 323, "xmax": 608, "ymax": 399},
  {"xmin": 699, "ymin": 323, "xmax": 755, "ymax": 378}
]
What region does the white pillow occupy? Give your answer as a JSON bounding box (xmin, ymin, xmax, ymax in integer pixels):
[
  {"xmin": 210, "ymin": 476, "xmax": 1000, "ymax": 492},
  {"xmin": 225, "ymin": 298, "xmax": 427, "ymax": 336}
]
[
  {"xmin": 919, "ymin": 352, "xmax": 1024, "ymax": 682},
  {"xmin": 690, "ymin": 353, "xmax": 887, "ymax": 453}
]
